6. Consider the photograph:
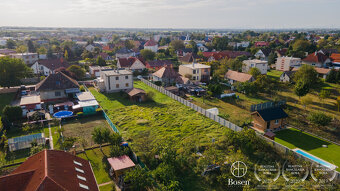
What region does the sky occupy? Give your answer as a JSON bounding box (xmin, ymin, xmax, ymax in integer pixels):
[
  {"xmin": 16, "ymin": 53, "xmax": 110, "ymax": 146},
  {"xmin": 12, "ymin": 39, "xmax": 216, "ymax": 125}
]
[{"xmin": 1, "ymin": 0, "xmax": 340, "ymax": 29}]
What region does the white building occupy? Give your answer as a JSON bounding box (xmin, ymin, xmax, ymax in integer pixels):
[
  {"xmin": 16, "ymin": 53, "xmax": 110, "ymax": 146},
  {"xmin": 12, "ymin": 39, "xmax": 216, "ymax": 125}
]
[
  {"xmin": 236, "ymin": 41, "xmax": 250, "ymax": 48},
  {"xmin": 275, "ymin": 57, "xmax": 301, "ymax": 71},
  {"xmin": 85, "ymin": 44, "xmax": 95, "ymax": 52},
  {"xmin": 10, "ymin": 53, "xmax": 38, "ymax": 65},
  {"xmin": 144, "ymin": 40, "xmax": 158, "ymax": 53},
  {"xmin": 242, "ymin": 59, "xmax": 268, "ymax": 74},
  {"xmin": 178, "ymin": 63, "xmax": 211, "ymax": 82},
  {"xmin": 98, "ymin": 70, "xmax": 133, "ymax": 93},
  {"xmin": 31, "ymin": 59, "xmax": 70, "ymax": 76}
]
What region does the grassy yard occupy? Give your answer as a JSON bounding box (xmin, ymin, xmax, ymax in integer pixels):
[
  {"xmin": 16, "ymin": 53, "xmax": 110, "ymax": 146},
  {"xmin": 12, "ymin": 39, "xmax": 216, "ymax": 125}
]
[
  {"xmin": 77, "ymin": 146, "xmax": 112, "ymax": 184},
  {"xmin": 99, "ymin": 183, "xmax": 115, "ymax": 191},
  {"xmin": 267, "ymin": 70, "xmax": 283, "ymax": 80},
  {"xmin": 61, "ymin": 115, "xmax": 112, "ymax": 149},
  {"xmin": 0, "ymin": 93, "xmax": 15, "ymax": 116},
  {"xmin": 275, "ymin": 128, "xmax": 340, "ymax": 171}
]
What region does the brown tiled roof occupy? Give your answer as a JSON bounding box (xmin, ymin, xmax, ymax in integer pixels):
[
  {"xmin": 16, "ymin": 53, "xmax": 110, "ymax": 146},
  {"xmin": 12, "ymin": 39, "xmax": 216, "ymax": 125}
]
[
  {"xmin": 330, "ymin": 53, "xmax": 340, "ymax": 63},
  {"xmin": 118, "ymin": 57, "xmax": 144, "ymax": 68},
  {"xmin": 125, "ymin": 88, "xmax": 146, "ymax": 97},
  {"xmin": 37, "ymin": 59, "xmax": 70, "ymax": 71},
  {"xmin": 180, "ymin": 53, "xmax": 195, "ymax": 63},
  {"xmin": 225, "ymin": 70, "xmax": 254, "ymax": 82},
  {"xmin": 303, "ymin": 52, "xmax": 328, "ymax": 63},
  {"xmin": 314, "ymin": 67, "xmax": 331, "ymax": 75},
  {"xmin": 0, "ymin": 150, "xmax": 99, "ymax": 191},
  {"xmin": 153, "ymin": 65, "xmax": 180, "ymax": 79},
  {"xmin": 35, "ymin": 72, "xmax": 79, "ymax": 92},
  {"xmin": 144, "ymin": 40, "xmax": 157, "ymax": 46}
]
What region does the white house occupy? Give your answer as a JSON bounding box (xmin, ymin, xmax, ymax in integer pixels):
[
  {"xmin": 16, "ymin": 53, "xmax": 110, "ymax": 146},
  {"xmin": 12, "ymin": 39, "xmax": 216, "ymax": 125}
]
[
  {"xmin": 10, "ymin": 53, "xmax": 38, "ymax": 65},
  {"xmin": 115, "ymin": 48, "xmax": 135, "ymax": 59},
  {"xmin": 242, "ymin": 59, "xmax": 268, "ymax": 74},
  {"xmin": 197, "ymin": 44, "xmax": 208, "ymax": 52},
  {"xmin": 98, "ymin": 69, "xmax": 133, "ymax": 93},
  {"xmin": 89, "ymin": 66, "xmax": 111, "ymax": 78},
  {"xmin": 144, "ymin": 40, "xmax": 158, "ymax": 52},
  {"xmin": 275, "ymin": 57, "xmax": 301, "ymax": 71},
  {"xmin": 236, "ymin": 41, "xmax": 250, "ymax": 48},
  {"xmin": 279, "ymin": 71, "xmax": 296, "ymax": 83},
  {"xmin": 254, "ymin": 49, "xmax": 272, "ymax": 61},
  {"xmin": 85, "ymin": 44, "xmax": 95, "ymax": 52},
  {"xmin": 31, "ymin": 59, "xmax": 70, "ymax": 76},
  {"xmin": 117, "ymin": 57, "xmax": 146, "ymax": 71}
]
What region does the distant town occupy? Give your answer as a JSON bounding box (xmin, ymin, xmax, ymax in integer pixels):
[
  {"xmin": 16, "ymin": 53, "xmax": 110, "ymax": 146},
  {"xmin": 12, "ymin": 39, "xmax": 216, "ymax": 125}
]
[{"xmin": 0, "ymin": 27, "xmax": 339, "ymax": 190}]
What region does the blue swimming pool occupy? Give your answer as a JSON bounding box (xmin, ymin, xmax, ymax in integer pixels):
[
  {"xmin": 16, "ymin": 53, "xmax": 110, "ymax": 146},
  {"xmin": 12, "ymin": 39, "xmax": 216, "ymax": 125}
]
[
  {"xmin": 53, "ymin": 110, "xmax": 73, "ymax": 118},
  {"xmin": 294, "ymin": 149, "xmax": 336, "ymax": 170}
]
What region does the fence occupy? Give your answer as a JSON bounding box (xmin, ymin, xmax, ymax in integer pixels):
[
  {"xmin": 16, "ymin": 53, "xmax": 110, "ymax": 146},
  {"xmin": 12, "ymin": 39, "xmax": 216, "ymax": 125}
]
[{"xmin": 141, "ymin": 79, "xmax": 340, "ymax": 179}]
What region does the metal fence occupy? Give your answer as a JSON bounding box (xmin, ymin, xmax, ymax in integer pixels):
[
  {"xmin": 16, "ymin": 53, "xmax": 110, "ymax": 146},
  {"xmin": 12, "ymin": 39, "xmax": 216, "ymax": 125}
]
[{"xmin": 141, "ymin": 79, "xmax": 340, "ymax": 179}]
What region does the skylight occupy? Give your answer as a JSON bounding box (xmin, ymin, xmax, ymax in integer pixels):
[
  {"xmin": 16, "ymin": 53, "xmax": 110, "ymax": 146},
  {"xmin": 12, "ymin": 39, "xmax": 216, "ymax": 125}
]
[
  {"xmin": 79, "ymin": 183, "xmax": 89, "ymax": 190},
  {"xmin": 77, "ymin": 175, "xmax": 87, "ymax": 181},
  {"xmin": 75, "ymin": 167, "xmax": 84, "ymax": 173},
  {"xmin": 74, "ymin": 160, "xmax": 83, "ymax": 166}
]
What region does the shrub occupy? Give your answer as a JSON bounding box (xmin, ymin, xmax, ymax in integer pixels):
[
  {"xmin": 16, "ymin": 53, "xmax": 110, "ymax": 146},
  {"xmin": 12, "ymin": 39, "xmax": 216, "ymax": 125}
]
[
  {"xmin": 146, "ymin": 91, "xmax": 155, "ymax": 101},
  {"xmin": 2, "ymin": 106, "xmax": 22, "ymax": 122},
  {"xmin": 79, "ymin": 85, "xmax": 85, "ymax": 92},
  {"xmin": 154, "ymin": 81, "xmax": 162, "ymax": 86},
  {"xmin": 307, "ymin": 112, "xmax": 332, "ymax": 126}
]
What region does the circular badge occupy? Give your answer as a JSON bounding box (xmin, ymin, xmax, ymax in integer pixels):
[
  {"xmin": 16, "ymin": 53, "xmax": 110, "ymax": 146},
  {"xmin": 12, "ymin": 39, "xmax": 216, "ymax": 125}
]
[
  {"xmin": 254, "ymin": 162, "xmax": 280, "ymax": 183},
  {"xmin": 310, "ymin": 163, "xmax": 337, "ymax": 184},
  {"xmin": 282, "ymin": 160, "xmax": 309, "ymax": 184}
]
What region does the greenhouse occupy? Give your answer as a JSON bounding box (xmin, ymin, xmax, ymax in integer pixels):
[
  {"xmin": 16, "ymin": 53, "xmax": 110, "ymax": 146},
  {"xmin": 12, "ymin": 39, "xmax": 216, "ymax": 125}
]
[{"xmin": 8, "ymin": 133, "xmax": 46, "ymax": 152}]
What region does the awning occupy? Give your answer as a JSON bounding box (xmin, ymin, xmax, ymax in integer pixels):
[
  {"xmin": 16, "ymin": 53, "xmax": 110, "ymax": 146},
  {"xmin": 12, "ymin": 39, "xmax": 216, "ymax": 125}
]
[{"xmin": 65, "ymin": 88, "xmax": 80, "ymax": 94}]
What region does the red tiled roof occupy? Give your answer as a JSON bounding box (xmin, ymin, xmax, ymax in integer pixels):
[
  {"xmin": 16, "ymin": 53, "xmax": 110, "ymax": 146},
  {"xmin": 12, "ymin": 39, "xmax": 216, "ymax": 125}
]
[
  {"xmin": 0, "ymin": 150, "xmax": 99, "ymax": 191},
  {"xmin": 107, "ymin": 155, "xmax": 135, "ymax": 171},
  {"xmin": 35, "ymin": 72, "xmax": 79, "ymax": 92},
  {"xmin": 303, "ymin": 52, "xmax": 328, "ymax": 63},
  {"xmin": 225, "ymin": 70, "xmax": 254, "ymax": 82},
  {"xmin": 202, "ymin": 52, "xmax": 215, "ymax": 58},
  {"xmin": 144, "ymin": 40, "xmax": 158, "ymax": 47},
  {"xmin": 255, "ymin": 41, "xmax": 269, "ymax": 47},
  {"xmin": 330, "ymin": 53, "xmax": 340, "ymax": 63}
]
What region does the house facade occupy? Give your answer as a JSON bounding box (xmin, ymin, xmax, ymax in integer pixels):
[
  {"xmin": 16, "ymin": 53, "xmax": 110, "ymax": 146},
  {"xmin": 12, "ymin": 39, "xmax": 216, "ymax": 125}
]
[
  {"xmin": 242, "ymin": 59, "xmax": 268, "ymax": 74},
  {"xmin": 279, "ymin": 71, "xmax": 295, "ymax": 83},
  {"xmin": 275, "ymin": 56, "xmax": 301, "ymax": 71},
  {"xmin": 117, "ymin": 57, "xmax": 146, "ymax": 71},
  {"xmin": 178, "ymin": 63, "xmax": 211, "ymax": 82},
  {"xmin": 251, "ymin": 107, "xmax": 288, "ymax": 132},
  {"xmin": 302, "ymin": 52, "xmax": 331, "ymax": 67},
  {"xmin": 224, "ymin": 70, "xmax": 255, "ymax": 85},
  {"xmin": 10, "ymin": 53, "xmax": 38, "ymax": 65},
  {"xmin": 99, "ymin": 69, "xmax": 133, "ymax": 93},
  {"xmin": 254, "ymin": 49, "xmax": 271, "ymax": 61},
  {"xmin": 116, "ymin": 48, "xmax": 135, "ymax": 58},
  {"xmin": 152, "ymin": 65, "xmax": 180, "ymax": 85},
  {"xmin": 144, "ymin": 40, "xmax": 158, "ymax": 52},
  {"xmin": 31, "ymin": 59, "xmax": 70, "ymax": 76}
]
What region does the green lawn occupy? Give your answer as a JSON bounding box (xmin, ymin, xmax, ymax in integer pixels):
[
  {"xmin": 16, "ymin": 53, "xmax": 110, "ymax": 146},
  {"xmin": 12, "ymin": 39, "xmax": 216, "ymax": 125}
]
[
  {"xmin": 99, "ymin": 183, "xmax": 115, "ymax": 191},
  {"xmin": 77, "ymin": 146, "xmax": 112, "ymax": 184},
  {"xmin": 267, "ymin": 70, "xmax": 283, "ymax": 80},
  {"xmin": 275, "ymin": 128, "xmax": 340, "ymax": 171},
  {"xmin": 0, "ymin": 93, "xmax": 15, "ymax": 116}
]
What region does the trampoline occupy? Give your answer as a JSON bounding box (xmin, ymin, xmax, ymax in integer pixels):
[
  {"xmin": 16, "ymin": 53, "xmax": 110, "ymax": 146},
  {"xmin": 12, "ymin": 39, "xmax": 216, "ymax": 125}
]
[{"xmin": 53, "ymin": 110, "xmax": 73, "ymax": 118}]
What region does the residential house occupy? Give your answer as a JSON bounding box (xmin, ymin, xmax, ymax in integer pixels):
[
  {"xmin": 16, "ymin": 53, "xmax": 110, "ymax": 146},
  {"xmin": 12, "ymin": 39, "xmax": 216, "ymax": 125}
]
[
  {"xmin": 330, "ymin": 53, "xmax": 340, "ymax": 68},
  {"xmin": 0, "ymin": 150, "xmax": 99, "ymax": 191},
  {"xmin": 117, "ymin": 57, "xmax": 146, "ymax": 71},
  {"xmin": 236, "ymin": 41, "xmax": 250, "ymax": 48},
  {"xmin": 98, "ymin": 69, "xmax": 133, "ymax": 92},
  {"xmin": 179, "ymin": 53, "xmax": 196, "ymax": 63},
  {"xmin": 242, "ymin": 59, "xmax": 268, "ymax": 74},
  {"xmin": 206, "ymin": 51, "xmax": 251, "ymax": 62},
  {"xmin": 224, "ymin": 70, "xmax": 255, "ymax": 85},
  {"xmin": 197, "ymin": 44, "xmax": 208, "ymax": 52},
  {"xmin": 275, "ymin": 48, "xmax": 288, "ymax": 57},
  {"xmin": 144, "ymin": 40, "xmax": 158, "ymax": 52},
  {"xmin": 10, "ymin": 53, "xmax": 38, "ymax": 65},
  {"xmin": 35, "ymin": 72, "xmax": 80, "ymax": 102},
  {"xmin": 152, "ymin": 65, "xmax": 180, "ymax": 85},
  {"xmin": 314, "ymin": 67, "xmax": 331, "ymax": 79},
  {"xmin": 177, "ymin": 48, "xmax": 193, "ymax": 57},
  {"xmin": 102, "ymin": 44, "xmax": 114, "ymax": 51},
  {"xmin": 302, "ymin": 52, "xmax": 331, "ymax": 67},
  {"xmin": 178, "ymin": 63, "xmax": 211, "ymax": 82},
  {"xmin": 251, "ymin": 107, "xmax": 288, "ymax": 132},
  {"xmin": 254, "ymin": 48, "xmax": 272, "ymax": 61},
  {"xmin": 115, "ymin": 47, "xmax": 135, "ymax": 58},
  {"xmin": 85, "ymin": 44, "xmax": 96, "ymax": 52},
  {"xmin": 275, "ymin": 56, "xmax": 301, "ymax": 71},
  {"xmin": 94, "ymin": 52, "xmax": 112, "ymax": 61},
  {"xmin": 279, "ymin": 71, "xmax": 296, "ymax": 83},
  {"xmin": 146, "ymin": 60, "xmax": 173, "ymax": 70},
  {"xmin": 255, "ymin": 41, "xmax": 269, "ymax": 47},
  {"xmin": 89, "ymin": 66, "xmax": 111, "ymax": 78},
  {"xmin": 31, "ymin": 58, "xmax": 70, "ymax": 76}
]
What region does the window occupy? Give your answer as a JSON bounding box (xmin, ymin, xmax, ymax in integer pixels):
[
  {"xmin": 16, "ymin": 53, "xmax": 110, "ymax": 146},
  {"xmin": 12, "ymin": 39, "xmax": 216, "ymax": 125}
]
[
  {"xmin": 74, "ymin": 160, "xmax": 83, "ymax": 166},
  {"xmin": 196, "ymin": 69, "xmax": 199, "ymax": 74},
  {"xmin": 125, "ymin": 83, "xmax": 129, "ymax": 87},
  {"xmin": 196, "ymin": 76, "xmax": 199, "ymax": 81},
  {"xmin": 274, "ymin": 119, "xmax": 279, "ymax": 124},
  {"xmin": 193, "ymin": 70, "xmax": 196, "ymax": 74},
  {"xmin": 125, "ymin": 75, "xmax": 128, "ymax": 79},
  {"xmin": 115, "ymin": 76, "xmax": 119, "ymax": 80},
  {"xmin": 116, "ymin": 84, "xmax": 119, "ymax": 88},
  {"xmin": 79, "ymin": 183, "xmax": 89, "ymax": 190},
  {"xmin": 192, "ymin": 76, "xmax": 196, "ymax": 80},
  {"xmin": 40, "ymin": 66, "xmax": 44, "ymax": 70},
  {"xmin": 55, "ymin": 91, "xmax": 61, "ymax": 97},
  {"xmin": 77, "ymin": 175, "xmax": 87, "ymax": 181},
  {"xmin": 75, "ymin": 167, "xmax": 84, "ymax": 173}
]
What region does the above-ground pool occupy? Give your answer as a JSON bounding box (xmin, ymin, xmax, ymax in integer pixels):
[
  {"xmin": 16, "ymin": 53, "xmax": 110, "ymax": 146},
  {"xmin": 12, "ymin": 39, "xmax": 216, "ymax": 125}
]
[
  {"xmin": 294, "ymin": 149, "xmax": 337, "ymax": 170},
  {"xmin": 53, "ymin": 110, "xmax": 73, "ymax": 118}
]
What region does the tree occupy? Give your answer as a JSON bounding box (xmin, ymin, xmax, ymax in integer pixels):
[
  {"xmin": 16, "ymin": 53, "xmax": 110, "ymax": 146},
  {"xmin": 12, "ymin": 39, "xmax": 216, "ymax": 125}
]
[
  {"xmin": 27, "ymin": 40, "xmax": 36, "ymax": 53},
  {"xmin": 96, "ymin": 56, "xmax": 106, "ymax": 66},
  {"xmin": 236, "ymin": 81, "xmax": 257, "ymax": 95},
  {"xmin": 64, "ymin": 50, "xmax": 69, "ymax": 60},
  {"xmin": 16, "ymin": 45, "xmax": 27, "ymax": 53},
  {"xmin": 267, "ymin": 52, "xmax": 277, "ymax": 65},
  {"xmin": 326, "ymin": 69, "xmax": 337, "ymax": 83},
  {"xmin": 293, "ymin": 64, "xmax": 318, "ymax": 88},
  {"xmin": 140, "ymin": 49, "xmax": 155, "ymax": 61},
  {"xmin": 170, "ymin": 40, "xmax": 185, "ymax": 51},
  {"xmin": 294, "ymin": 80, "xmax": 309, "ymax": 99},
  {"xmin": 124, "ymin": 40, "xmax": 134, "ymax": 49},
  {"xmin": 124, "ymin": 167, "xmax": 153, "ymax": 191},
  {"xmin": 91, "ymin": 127, "xmax": 111, "ymax": 154},
  {"xmin": 336, "ymin": 96, "xmax": 340, "ymax": 112},
  {"xmin": 0, "ymin": 57, "xmax": 32, "ymax": 88},
  {"xmin": 37, "ymin": 47, "xmax": 47, "ymax": 55},
  {"xmin": 300, "ymin": 96, "xmax": 313, "ymax": 110},
  {"xmin": 6, "ymin": 39, "xmax": 16, "ymax": 49},
  {"xmin": 249, "ymin": 67, "xmax": 261, "ymax": 79},
  {"xmin": 2, "ymin": 106, "xmax": 22, "ymax": 122},
  {"xmin": 207, "ymin": 84, "xmax": 223, "ymax": 96},
  {"xmin": 67, "ymin": 65, "xmax": 85, "ymax": 80},
  {"xmin": 319, "ymin": 89, "xmax": 331, "ymax": 107},
  {"xmin": 47, "ymin": 47, "xmax": 53, "ymax": 59}
]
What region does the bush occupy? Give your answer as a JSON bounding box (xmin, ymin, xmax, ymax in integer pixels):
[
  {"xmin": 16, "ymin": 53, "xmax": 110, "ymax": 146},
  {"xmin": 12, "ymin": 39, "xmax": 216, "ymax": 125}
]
[
  {"xmin": 2, "ymin": 106, "xmax": 22, "ymax": 122},
  {"xmin": 79, "ymin": 85, "xmax": 85, "ymax": 92},
  {"xmin": 146, "ymin": 91, "xmax": 155, "ymax": 101},
  {"xmin": 154, "ymin": 81, "xmax": 162, "ymax": 86},
  {"xmin": 307, "ymin": 112, "xmax": 332, "ymax": 126}
]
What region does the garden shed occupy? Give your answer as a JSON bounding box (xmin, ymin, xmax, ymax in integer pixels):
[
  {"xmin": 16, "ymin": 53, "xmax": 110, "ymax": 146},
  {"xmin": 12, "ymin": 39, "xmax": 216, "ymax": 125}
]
[
  {"xmin": 73, "ymin": 92, "xmax": 99, "ymax": 115},
  {"xmin": 107, "ymin": 155, "xmax": 135, "ymax": 180}
]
